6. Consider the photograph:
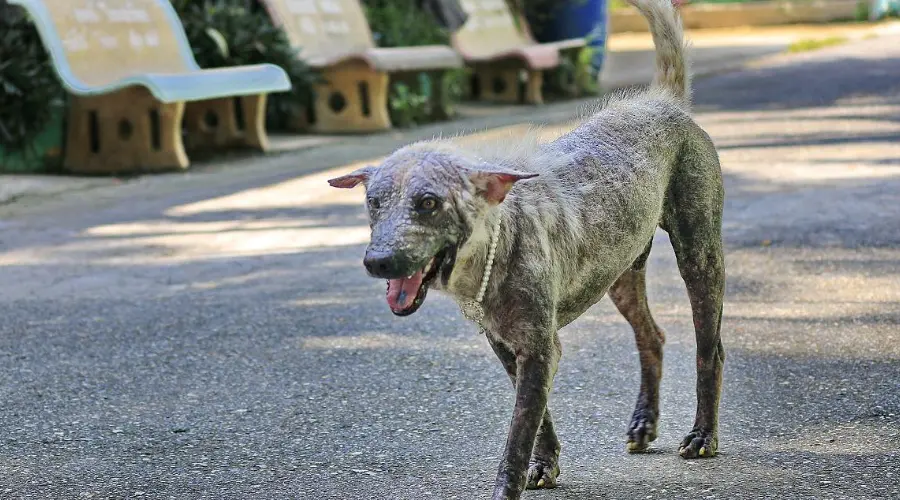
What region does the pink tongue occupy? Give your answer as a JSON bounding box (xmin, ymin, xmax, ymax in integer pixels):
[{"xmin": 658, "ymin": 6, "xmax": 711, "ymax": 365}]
[{"xmin": 386, "ymin": 270, "xmax": 424, "ymax": 312}]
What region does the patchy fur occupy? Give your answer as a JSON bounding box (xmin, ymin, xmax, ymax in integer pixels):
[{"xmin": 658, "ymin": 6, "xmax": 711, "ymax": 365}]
[{"xmin": 328, "ymin": 0, "xmax": 726, "ymax": 498}]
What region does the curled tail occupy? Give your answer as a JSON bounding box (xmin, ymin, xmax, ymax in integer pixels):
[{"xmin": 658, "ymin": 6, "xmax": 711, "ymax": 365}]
[{"xmin": 627, "ymin": 0, "xmax": 691, "ymax": 103}]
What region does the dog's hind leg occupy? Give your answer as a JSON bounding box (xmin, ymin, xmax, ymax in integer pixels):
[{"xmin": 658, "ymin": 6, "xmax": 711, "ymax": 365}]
[
  {"xmin": 609, "ymin": 240, "xmax": 666, "ymax": 453},
  {"xmin": 488, "ymin": 337, "xmax": 561, "ymax": 490},
  {"xmin": 662, "ymin": 138, "xmax": 726, "ymax": 459}
]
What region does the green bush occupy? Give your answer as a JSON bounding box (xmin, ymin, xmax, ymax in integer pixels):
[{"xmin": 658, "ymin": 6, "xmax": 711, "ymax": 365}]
[
  {"xmin": 170, "ymin": 0, "xmax": 318, "ymax": 130},
  {"xmin": 0, "ymin": 6, "xmax": 65, "ymax": 171},
  {"xmin": 362, "ymin": 0, "xmax": 465, "ymax": 127},
  {"xmin": 389, "ymin": 82, "xmax": 430, "ymax": 128},
  {"xmin": 362, "ymin": 0, "xmax": 450, "ymax": 48}
]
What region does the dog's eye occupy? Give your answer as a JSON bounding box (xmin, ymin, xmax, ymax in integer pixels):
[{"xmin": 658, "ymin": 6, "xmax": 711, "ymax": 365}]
[
  {"xmin": 416, "ymin": 196, "xmax": 440, "ymax": 213},
  {"xmin": 367, "ymin": 197, "xmax": 381, "ymax": 210}
]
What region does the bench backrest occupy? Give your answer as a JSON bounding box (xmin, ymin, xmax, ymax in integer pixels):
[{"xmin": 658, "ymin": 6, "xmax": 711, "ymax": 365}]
[
  {"xmin": 259, "ymin": 0, "xmax": 375, "ymax": 65},
  {"xmin": 453, "ymin": 0, "xmax": 533, "ymax": 60},
  {"xmin": 9, "ymin": 0, "xmax": 200, "ymax": 93}
]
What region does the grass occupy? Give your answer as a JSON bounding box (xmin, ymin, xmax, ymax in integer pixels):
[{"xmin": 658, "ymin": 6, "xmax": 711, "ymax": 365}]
[{"xmin": 786, "ymin": 36, "xmax": 849, "ymax": 53}]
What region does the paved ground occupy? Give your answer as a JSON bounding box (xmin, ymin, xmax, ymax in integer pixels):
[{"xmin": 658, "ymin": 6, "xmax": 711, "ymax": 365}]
[{"xmin": 1, "ymin": 34, "xmax": 899, "ymax": 500}]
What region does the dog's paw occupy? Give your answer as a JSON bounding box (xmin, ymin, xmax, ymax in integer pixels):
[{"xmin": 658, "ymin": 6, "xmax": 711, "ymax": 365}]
[
  {"xmin": 525, "ymin": 459, "xmax": 560, "ymax": 490},
  {"xmin": 678, "ymin": 429, "xmax": 718, "ymax": 459},
  {"xmin": 626, "ymin": 407, "xmax": 658, "ymax": 453}
]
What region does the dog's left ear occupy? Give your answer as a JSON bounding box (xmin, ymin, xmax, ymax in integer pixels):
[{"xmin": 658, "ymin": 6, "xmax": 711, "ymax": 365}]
[
  {"xmin": 467, "ymin": 168, "xmax": 538, "ymax": 205},
  {"xmin": 328, "ymin": 165, "xmax": 375, "ymax": 189}
]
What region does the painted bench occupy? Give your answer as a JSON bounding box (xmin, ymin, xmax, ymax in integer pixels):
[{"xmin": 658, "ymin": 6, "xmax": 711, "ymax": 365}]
[
  {"xmin": 9, "ymin": 0, "xmax": 291, "ymax": 174},
  {"xmin": 453, "ymin": 0, "xmax": 586, "ymax": 104},
  {"xmin": 260, "ymin": 0, "xmax": 463, "ymax": 132}
]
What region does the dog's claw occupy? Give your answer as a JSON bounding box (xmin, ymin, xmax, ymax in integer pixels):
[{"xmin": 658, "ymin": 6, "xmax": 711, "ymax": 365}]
[
  {"xmin": 626, "ymin": 440, "xmax": 648, "ymax": 453},
  {"xmin": 525, "ymin": 460, "xmax": 559, "ymax": 490},
  {"xmin": 626, "ymin": 405, "xmax": 658, "ymax": 453},
  {"xmin": 679, "ymin": 429, "xmax": 718, "ymax": 459}
]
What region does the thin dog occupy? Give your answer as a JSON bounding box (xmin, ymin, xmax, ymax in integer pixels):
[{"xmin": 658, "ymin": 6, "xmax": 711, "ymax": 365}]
[{"xmin": 328, "ymin": 0, "xmax": 726, "ymax": 498}]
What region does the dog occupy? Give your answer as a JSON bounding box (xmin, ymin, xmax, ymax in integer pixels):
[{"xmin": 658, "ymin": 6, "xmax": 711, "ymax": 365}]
[{"xmin": 328, "ymin": 0, "xmax": 725, "ymax": 498}]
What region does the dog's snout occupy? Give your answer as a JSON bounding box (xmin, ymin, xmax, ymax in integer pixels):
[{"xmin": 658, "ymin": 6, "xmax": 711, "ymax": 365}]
[{"xmin": 364, "ymin": 251, "xmax": 405, "ymax": 279}]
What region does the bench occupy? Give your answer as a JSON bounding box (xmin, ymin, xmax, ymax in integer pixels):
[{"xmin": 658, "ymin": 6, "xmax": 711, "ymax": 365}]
[
  {"xmin": 453, "ymin": 0, "xmax": 586, "ymax": 104},
  {"xmin": 10, "ymin": 0, "xmax": 291, "ymax": 174},
  {"xmin": 260, "ymin": 0, "xmax": 463, "ymax": 132}
]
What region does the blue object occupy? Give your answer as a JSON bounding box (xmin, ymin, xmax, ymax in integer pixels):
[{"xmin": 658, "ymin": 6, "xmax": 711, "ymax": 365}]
[
  {"xmin": 870, "ymin": 0, "xmax": 900, "ymax": 20},
  {"xmin": 534, "ymin": 0, "xmax": 608, "ymax": 78}
]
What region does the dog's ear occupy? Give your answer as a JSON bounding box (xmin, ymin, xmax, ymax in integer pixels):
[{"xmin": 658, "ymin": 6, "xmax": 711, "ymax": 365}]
[
  {"xmin": 327, "ymin": 165, "xmax": 375, "ymax": 189},
  {"xmin": 467, "ymin": 168, "xmax": 538, "ymax": 205}
]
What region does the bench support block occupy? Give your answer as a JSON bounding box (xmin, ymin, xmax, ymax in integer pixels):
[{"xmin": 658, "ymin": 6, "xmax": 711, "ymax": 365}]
[
  {"xmin": 474, "ymin": 64, "xmax": 544, "ymax": 105},
  {"xmin": 184, "ymin": 94, "xmax": 269, "ymax": 151},
  {"xmin": 65, "ymin": 87, "xmax": 188, "ymax": 174},
  {"xmin": 310, "ymin": 61, "xmax": 392, "ymax": 133}
]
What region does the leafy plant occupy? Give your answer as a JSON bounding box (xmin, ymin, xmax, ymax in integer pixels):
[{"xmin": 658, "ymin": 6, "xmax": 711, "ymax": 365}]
[
  {"xmin": 362, "ymin": 0, "xmax": 450, "ymax": 48},
  {"xmin": 855, "ymin": 0, "xmax": 871, "ymax": 22},
  {"xmin": 170, "ymin": 0, "xmax": 318, "ymax": 130},
  {"xmin": 389, "ymin": 82, "xmax": 430, "ymax": 128},
  {"xmin": 363, "ymin": 1, "xmax": 463, "ymax": 125},
  {"xmin": 786, "ymin": 36, "xmax": 848, "ymax": 53},
  {"xmin": 0, "ymin": 5, "xmax": 65, "ymax": 171}
]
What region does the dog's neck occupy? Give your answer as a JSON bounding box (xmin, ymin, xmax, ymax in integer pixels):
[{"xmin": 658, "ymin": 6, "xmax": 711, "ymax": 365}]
[{"xmin": 444, "ymin": 208, "xmax": 505, "ymax": 307}]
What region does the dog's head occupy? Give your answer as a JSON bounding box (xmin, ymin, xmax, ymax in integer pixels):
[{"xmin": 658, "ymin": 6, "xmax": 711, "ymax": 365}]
[{"xmin": 328, "ymin": 144, "xmax": 536, "ymax": 316}]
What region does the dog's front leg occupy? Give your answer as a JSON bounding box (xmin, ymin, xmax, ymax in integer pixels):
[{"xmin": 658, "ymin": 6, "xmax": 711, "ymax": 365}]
[
  {"xmin": 491, "ymin": 331, "xmax": 560, "ymax": 500},
  {"xmin": 488, "ymin": 336, "xmax": 561, "ymax": 489}
]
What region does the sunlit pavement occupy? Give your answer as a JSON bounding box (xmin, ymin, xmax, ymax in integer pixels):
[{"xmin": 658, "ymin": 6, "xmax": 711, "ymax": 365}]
[{"xmin": 1, "ymin": 36, "xmax": 898, "ymax": 499}]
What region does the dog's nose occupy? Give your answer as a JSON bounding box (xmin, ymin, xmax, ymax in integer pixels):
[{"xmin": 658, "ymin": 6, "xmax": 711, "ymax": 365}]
[{"xmin": 363, "ymin": 251, "xmax": 403, "ymax": 278}]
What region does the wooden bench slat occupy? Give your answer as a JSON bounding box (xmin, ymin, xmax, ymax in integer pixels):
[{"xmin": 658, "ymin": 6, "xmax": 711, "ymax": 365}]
[
  {"xmin": 260, "ymin": 0, "xmax": 463, "ymax": 132},
  {"xmin": 11, "ymin": 0, "xmax": 291, "ymax": 100},
  {"xmin": 306, "ymin": 46, "xmax": 462, "ymax": 73},
  {"xmin": 450, "ymin": 0, "xmax": 591, "ymax": 104},
  {"xmin": 453, "ymin": 0, "xmax": 536, "ymax": 62},
  {"xmin": 264, "ymin": 0, "xmax": 375, "ymax": 66},
  {"xmin": 543, "ymin": 38, "xmax": 588, "ymax": 53},
  {"xmin": 366, "ymin": 46, "xmax": 463, "ymax": 72},
  {"xmin": 102, "ymin": 65, "xmax": 294, "ymax": 103},
  {"xmin": 9, "ymin": 0, "xmax": 293, "ymax": 173},
  {"xmin": 462, "ymin": 44, "xmax": 559, "ymax": 70}
]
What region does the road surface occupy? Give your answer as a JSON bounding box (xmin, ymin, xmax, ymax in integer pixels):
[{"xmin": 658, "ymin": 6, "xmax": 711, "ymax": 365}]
[{"xmin": 1, "ymin": 36, "xmax": 899, "ymax": 499}]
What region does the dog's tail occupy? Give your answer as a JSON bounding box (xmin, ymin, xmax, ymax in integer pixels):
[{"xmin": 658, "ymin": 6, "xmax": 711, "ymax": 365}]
[{"xmin": 627, "ymin": 0, "xmax": 690, "ymax": 103}]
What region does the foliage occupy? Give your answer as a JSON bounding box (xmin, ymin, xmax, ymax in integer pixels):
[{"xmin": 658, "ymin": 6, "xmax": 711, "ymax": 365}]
[
  {"xmin": 170, "ymin": 0, "xmax": 318, "ymax": 130},
  {"xmin": 0, "ymin": 6, "xmax": 65, "ymax": 169},
  {"xmin": 362, "ymin": 0, "xmax": 450, "ymax": 48},
  {"xmin": 786, "ymin": 36, "xmax": 848, "ymax": 53},
  {"xmin": 855, "ymin": 0, "xmax": 871, "ymax": 21},
  {"xmin": 390, "ymin": 82, "xmax": 430, "ymax": 128},
  {"xmin": 362, "ymin": 0, "xmax": 463, "ymax": 126},
  {"xmin": 386, "ymin": 68, "xmax": 470, "ymax": 128}
]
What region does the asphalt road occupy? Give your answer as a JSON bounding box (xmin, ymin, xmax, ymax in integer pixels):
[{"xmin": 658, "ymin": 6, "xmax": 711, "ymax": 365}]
[{"xmin": 1, "ymin": 36, "xmax": 899, "ymax": 499}]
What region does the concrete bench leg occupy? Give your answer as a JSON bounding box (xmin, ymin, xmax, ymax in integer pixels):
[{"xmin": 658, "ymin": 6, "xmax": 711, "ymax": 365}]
[
  {"xmin": 429, "ymin": 70, "xmax": 456, "ymax": 121},
  {"xmin": 524, "ymin": 69, "xmax": 544, "ymax": 105},
  {"xmin": 65, "ymin": 87, "xmax": 187, "ymax": 174},
  {"xmin": 183, "ymin": 94, "xmax": 270, "ymax": 151},
  {"xmin": 311, "ymin": 61, "xmax": 392, "ymax": 133},
  {"xmin": 474, "ymin": 64, "xmax": 544, "ymax": 105}
]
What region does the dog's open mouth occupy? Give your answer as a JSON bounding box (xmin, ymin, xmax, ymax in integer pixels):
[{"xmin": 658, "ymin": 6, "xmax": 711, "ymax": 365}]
[{"xmin": 386, "ymin": 247, "xmax": 452, "ymax": 316}]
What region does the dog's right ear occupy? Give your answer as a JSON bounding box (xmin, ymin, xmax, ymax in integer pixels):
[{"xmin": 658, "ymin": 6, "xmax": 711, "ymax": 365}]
[
  {"xmin": 467, "ymin": 168, "xmax": 538, "ymax": 205},
  {"xmin": 327, "ymin": 165, "xmax": 375, "ymax": 189}
]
